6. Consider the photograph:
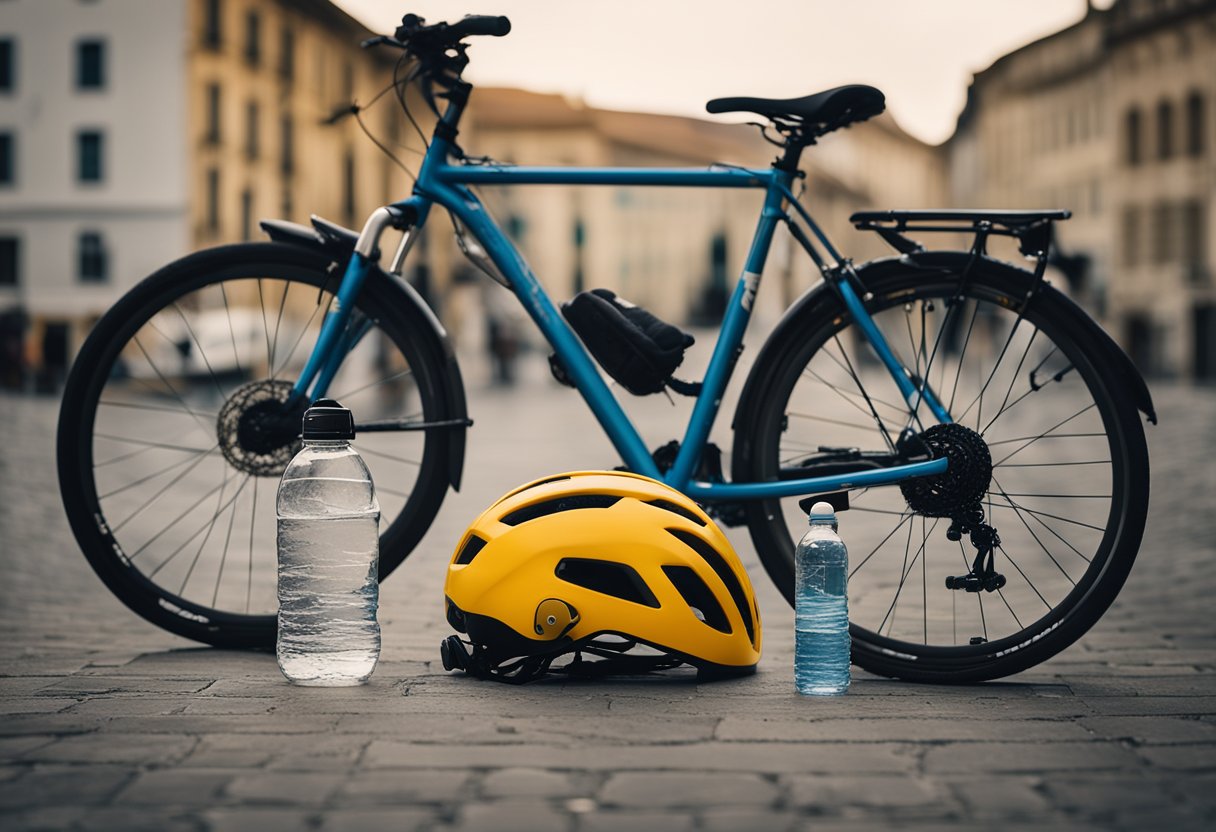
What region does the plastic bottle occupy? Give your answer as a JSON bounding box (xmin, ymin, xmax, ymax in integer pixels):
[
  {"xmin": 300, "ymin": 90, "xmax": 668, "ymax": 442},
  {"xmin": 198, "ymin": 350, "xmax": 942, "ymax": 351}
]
[
  {"xmin": 794, "ymin": 501, "xmax": 850, "ymax": 695},
  {"xmin": 276, "ymin": 398, "xmax": 380, "ymax": 686}
]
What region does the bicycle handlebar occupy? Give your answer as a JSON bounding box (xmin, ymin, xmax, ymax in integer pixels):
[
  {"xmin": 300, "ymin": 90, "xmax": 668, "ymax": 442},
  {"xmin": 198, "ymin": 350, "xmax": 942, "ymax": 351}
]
[{"xmin": 393, "ymin": 13, "xmax": 511, "ymax": 49}]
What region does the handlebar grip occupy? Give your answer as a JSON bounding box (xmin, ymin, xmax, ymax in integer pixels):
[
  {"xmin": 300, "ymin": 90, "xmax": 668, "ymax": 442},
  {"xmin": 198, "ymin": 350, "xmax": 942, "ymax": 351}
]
[{"xmin": 449, "ymin": 14, "xmax": 511, "ymax": 38}]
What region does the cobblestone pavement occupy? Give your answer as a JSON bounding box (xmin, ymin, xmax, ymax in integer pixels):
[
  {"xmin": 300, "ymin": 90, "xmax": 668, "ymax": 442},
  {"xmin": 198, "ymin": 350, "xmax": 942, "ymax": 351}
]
[{"xmin": 1, "ymin": 360, "xmax": 1214, "ymax": 831}]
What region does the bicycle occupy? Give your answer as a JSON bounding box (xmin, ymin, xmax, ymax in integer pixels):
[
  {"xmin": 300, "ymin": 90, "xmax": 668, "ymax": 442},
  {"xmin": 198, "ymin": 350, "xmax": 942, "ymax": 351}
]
[{"xmin": 57, "ymin": 13, "xmax": 1157, "ymax": 683}]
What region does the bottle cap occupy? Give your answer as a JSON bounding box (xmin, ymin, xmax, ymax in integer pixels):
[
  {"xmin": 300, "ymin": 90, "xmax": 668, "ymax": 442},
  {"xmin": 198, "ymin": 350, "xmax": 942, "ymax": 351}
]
[
  {"xmin": 808, "ymin": 500, "xmax": 837, "ymax": 524},
  {"xmin": 301, "ymin": 398, "xmax": 355, "ymax": 441}
]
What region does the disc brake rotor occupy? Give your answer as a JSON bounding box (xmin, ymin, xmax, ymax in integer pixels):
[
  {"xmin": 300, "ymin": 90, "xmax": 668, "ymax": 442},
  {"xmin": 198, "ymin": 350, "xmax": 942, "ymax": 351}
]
[{"xmin": 216, "ymin": 379, "xmax": 304, "ymax": 477}]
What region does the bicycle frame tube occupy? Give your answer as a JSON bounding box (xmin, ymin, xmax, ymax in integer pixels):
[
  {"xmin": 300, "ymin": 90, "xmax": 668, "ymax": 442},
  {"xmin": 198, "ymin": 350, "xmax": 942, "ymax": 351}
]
[{"xmin": 293, "ymin": 132, "xmax": 953, "ymax": 501}]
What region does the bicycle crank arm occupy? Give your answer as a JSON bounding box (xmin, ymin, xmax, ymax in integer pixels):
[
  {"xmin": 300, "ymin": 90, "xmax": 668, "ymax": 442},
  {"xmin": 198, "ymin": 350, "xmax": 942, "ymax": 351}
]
[{"xmin": 356, "ymin": 417, "xmax": 474, "ymax": 432}]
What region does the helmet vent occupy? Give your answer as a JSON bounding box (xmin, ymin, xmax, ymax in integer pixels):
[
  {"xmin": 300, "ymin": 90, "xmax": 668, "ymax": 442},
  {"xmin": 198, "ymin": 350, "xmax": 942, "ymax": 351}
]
[
  {"xmin": 661, "ymin": 565, "xmax": 731, "ymax": 634},
  {"xmin": 454, "ymin": 534, "xmax": 488, "ymax": 565},
  {"xmin": 644, "ymin": 499, "xmax": 707, "ymax": 526},
  {"xmin": 666, "ymin": 530, "xmax": 756, "ymax": 646},
  {"xmin": 500, "ymin": 494, "xmax": 621, "ymax": 526},
  {"xmin": 555, "ymin": 558, "xmax": 660, "ymax": 608}
]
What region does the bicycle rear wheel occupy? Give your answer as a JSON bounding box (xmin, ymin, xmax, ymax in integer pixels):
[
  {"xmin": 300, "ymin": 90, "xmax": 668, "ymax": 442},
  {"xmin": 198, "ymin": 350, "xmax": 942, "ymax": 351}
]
[
  {"xmin": 57, "ymin": 243, "xmax": 454, "ymax": 647},
  {"xmin": 733, "ymin": 255, "xmax": 1150, "ymax": 682}
]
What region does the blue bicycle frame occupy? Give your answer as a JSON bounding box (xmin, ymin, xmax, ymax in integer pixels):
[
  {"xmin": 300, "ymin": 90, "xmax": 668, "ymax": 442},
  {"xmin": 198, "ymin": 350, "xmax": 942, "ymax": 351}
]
[{"xmin": 291, "ymin": 101, "xmax": 951, "ymax": 504}]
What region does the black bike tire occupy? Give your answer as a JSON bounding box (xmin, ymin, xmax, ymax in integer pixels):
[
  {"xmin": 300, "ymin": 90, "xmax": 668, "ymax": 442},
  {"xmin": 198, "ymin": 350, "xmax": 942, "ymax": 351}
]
[
  {"xmin": 57, "ymin": 243, "xmax": 454, "ymax": 648},
  {"xmin": 733, "ymin": 257, "xmax": 1150, "ymax": 682}
]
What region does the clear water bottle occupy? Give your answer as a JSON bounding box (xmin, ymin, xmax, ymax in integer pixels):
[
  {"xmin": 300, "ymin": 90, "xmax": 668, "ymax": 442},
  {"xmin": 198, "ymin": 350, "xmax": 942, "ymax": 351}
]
[
  {"xmin": 794, "ymin": 501, "xmax": 850, "ymax": 695},
  {"xmin": 276, "ymin": 398, "xmax": 380, "ymax": 686}
]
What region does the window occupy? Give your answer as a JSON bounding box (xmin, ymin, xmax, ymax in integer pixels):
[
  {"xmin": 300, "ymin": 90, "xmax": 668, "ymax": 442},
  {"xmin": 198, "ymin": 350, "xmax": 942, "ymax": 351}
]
[
  {"xmin": 77, "ymin": 130, "xmax": 103, "ymax": 182},
  {"xmin": 0, "ymin": 39, "xmax": 14, "ymax": 93},
  {"xmin": 76, "ymin": 40, "xmax": 104, "ymax": 90},
  {"xmin": 205, "ymin": 82, "xmax": 221, "ymax": 144},
  {"xmin": 342, "ymin": 149, "xmax": 355, "ymax": 225},
  {"xmin": 244, "ymin": 10, "xmax": 260, "ymax": 66},
  {"xmin": 0, "ymin": 132, "xmax": 12, "ymax": 185},
  {"xmin": 278, "ymin": 27, "xmax": 294, "ymax": 82},
  {"xmin": 78, "ymin": 232, "xmax": 106, "ymax": 282},
  {"xmin": 279, "ymin": 114, "xmax": 293, "ymax": 173},
  {"xmin": 1151, "ymin": 202, "xmax": 1173, "ymax": 262},
  {"xmin": 1186, "ymin": 91, "xmax": 1206, "ymax": 157},
  {"xmin": 1182, "ymin": 200, "xmax": 1205, "ymax": 267},
  {"xmin": 245, "ymin": 100, "xmax": 258, "ymax": 159},
  {"xmin": 1157, "ymin": 99, "xmax": 1174, "ymax": 160},
  {"xmin": 1125, "ymin": 107, "xmax": 1142, "ymax": 166},
  {"xmin": 0, "ymin": 236, "xmax": 17, "ymax": 286},
  {"xmin": 240, "ymin": 189, "xmax": 253, "ymax": 241},
  {"xmin": 203, "ymin": 0, "xmax": 222, "ymax": 49},
  {"xmin": 206, "ymin": 168, "xmax": 220, "ymax": 232},
  {"xmin": 1122, "ymin": 206, "xmax": 1141, "ymax": 266}
]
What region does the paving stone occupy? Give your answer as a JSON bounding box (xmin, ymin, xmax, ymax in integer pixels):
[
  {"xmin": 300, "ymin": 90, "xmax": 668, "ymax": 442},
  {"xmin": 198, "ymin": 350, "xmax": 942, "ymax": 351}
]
[
  {"xmin": 1039, "ymin": 775, "xmax": 1176, "ymax": 814},
  {"xmin": 699, "ymin": 807, "xmax": 799, "ymax": 831},
  {"xmin": 785, "ymin": 773, "xmax": 941, "ymax": 809},
  {"xmin": 364, "ymin": 741, "xmax": 914, "ymax": 774},
  {"xmin": 203, "ymin": 808, "xmax": 316, "ymax": 832},
  {"xmin": 38, "ymin": 676, "xmax": 214, "ymax": 696},
  {"xmin": 115, "ymin": 767, "xmax": 234, "ymax": 805},
  {"xmin": 716, "ymin": 717, "xmax": 1090, "ymax": 743},
  {"xmin": 1082, "ymin": 695, "xmax": 1216, "ymax": 717},
  {"xmin": 0, "ymin": 735, "xmax": 57, "ymax": 758},
  {"xmin": 320, "ymin": 808, "xmax": 435, "ymax": 831},
  {"xmin": 1133, "ymin": 744, "xmax": 1216, "ymax": 770},
  {"xmin": 1078, "ymin": 715, "xmax": 1216, "ymax": 744},
  {"xmin": 0, "ymin": 765, "xmax": 134, "ymax": 809},
  {"xmin": 443, "ymin": 801, "xmax": 570, "ymax": 832},
  {"xmin": 21, "ymin": 732, "xmax": 197, "ymax": 765},
  {"xmin": 949, "ymin": 777, "xmax": 1049, "ymax": 818},
  {"xmin": 922, "ymin": 742, "xmax": 1142, "ymax": 774},
  {"xmin": 482, "ymin": 768, "xmax": 580, "ymax": 798},
  {"xmin": 576, "ymin": 811, "xmax": 695, "ymax": 832},
  {"xmin": 599, "ymin": 771, "xmax": 779, "ymax": 808},
  {"xmin": 224, "ymin": 771, "xmax": 345, "ymax": 806},
  {"xmin": 60, "ymin": 807, "xmax": 201, "ymax": 832},
  {"xmin": 334, "ymin": 769, "xmax": 470, "ymax": 805}
]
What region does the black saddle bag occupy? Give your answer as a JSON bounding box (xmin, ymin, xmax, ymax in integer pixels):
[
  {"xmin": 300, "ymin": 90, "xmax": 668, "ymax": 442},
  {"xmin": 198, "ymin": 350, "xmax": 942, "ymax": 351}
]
[{"xmin": 560, "ymin": 289, "xmax": 694, "ymax": 396}]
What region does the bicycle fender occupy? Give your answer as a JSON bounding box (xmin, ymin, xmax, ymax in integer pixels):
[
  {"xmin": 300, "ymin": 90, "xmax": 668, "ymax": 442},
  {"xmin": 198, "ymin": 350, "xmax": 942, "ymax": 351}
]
[{"xmin": 260, "ymin": 219, "xmax": 470, "ymax": 489}]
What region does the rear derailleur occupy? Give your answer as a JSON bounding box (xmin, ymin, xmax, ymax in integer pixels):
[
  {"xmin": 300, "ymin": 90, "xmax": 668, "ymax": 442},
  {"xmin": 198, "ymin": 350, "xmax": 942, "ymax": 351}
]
[{"xmin": 944, "ymin": 506, "xmax": 1006, "ymax": 593}]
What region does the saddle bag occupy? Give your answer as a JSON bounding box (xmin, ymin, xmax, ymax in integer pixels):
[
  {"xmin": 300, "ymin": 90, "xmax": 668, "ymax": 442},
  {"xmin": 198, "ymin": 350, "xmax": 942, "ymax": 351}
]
[{"xmin": 560, "ymin": 289, "xmax": 695, "ymax": 396}]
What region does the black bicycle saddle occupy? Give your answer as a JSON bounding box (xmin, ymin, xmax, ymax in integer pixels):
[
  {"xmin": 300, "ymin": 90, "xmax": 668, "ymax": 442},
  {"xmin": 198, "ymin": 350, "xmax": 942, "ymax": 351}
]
[{"xmin": 706, "ymin": 85, "xmax": 885, "ymax": 138}]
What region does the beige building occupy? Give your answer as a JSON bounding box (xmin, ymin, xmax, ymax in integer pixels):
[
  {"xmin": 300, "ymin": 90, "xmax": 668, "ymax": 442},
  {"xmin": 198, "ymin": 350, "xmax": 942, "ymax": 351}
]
[
  {"xmin": 948, "ymin": 0, "xmax": 1216, "ymax": 380},
  {"xmin": 0, "ymin": 0, "xmax": 430, "ymax": 388}
]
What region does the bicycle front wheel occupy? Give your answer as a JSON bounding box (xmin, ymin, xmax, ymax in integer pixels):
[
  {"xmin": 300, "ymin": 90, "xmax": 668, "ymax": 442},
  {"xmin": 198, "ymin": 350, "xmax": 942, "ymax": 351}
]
[
  {"xmin": 57, "ymin": 243, "xmax": 454, "ymax": 647},
  {"xmin": 733, "ymin": 255, "xmax": 1150, "ymax": 682}
]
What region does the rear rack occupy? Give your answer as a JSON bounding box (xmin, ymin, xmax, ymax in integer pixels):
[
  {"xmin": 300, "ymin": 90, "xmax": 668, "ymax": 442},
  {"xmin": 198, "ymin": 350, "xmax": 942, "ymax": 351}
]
[{"xmin": 850, "ymin": 209, "xmax": 1071, "ymax": 258}]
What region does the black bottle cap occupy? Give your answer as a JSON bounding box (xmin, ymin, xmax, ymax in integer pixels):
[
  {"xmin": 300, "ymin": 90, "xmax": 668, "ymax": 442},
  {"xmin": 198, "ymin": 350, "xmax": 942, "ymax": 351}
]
[{"xmin": 301, "ymin": 398, "xmax": 355, "ymax": 441}]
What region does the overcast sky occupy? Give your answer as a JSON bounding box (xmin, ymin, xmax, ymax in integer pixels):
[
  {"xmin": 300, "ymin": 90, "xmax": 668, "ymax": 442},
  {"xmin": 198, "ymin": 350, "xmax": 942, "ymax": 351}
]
[{"xmin": 334, "ymin": 1, "xmax": 1102, "ymax": 146}]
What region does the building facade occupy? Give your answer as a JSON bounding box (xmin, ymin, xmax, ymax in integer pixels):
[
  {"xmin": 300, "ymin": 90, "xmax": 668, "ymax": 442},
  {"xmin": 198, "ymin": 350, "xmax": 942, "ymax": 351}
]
[
  {"xmin": 0, "ymin": 0, "xmax": 421, "ymax": 389},
  {"xmin": 948, "ymin": 0, "xmax": 1216, "ymax": 380}
]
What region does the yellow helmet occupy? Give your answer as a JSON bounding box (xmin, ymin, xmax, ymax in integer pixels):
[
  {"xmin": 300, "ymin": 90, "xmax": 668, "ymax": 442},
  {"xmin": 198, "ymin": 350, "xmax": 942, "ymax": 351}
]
[{"xmin": 441, "ymin": 471, "xmax": 762, "ymax": 683}]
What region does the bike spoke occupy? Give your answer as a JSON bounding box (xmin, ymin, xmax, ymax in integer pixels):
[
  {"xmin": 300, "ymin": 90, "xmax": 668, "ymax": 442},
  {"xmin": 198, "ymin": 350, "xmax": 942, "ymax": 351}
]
[
  {"xmin": 990, "ymin": 403, "xmax": 1097, "ymax": 467},
  {"xmin": 98, "ymin": 444, "xmax": 219, "ymax": 500},
  {"xmin": 992, "ymin": 474, "xmax": 1076, "ymax": 587},
  {"xmin": 131, "ymin": 334, "xmax": 216, "ymax": 436},
  {"xmin": 849, "ymin": 512, "xmax": 914, "ymax": 579},
  {"xmin": 246, "ymin": 479, "xmax": 258, "ymax": 615},
  {"xmin": 359, "ymin": 445, "xmax": 421, "ymax": 467},
  {"xmin": 109, "ymin": 447, "xmax": 221, "ymax": 533},
  {"xmin": 948, "ymin": 298, "xmax": 981, "ymax": 414},
  {"xmin": 219, "ymin": 282, "xmax": 243, "ymax": 378},
  {"xmin": 172, "ymin": 301, "xmax": 228, "ymax": 399},
  {"xmin": 272, "ymin": 292, "xmax": 333, "ymax": 378},
  {"xmin": 131, "ymin": 469, "xmax": 241, "ymax": 561},
  {"xmin": 267, "ymin": 281, "xmax": 290, "ymax": 380},
  {"xmin": 331, "ymin": 367, "xmax": 416, "ymax": 402},
  {"xmin": 981, "ymin": 327, "xmax": 1038, "ymax": 436},
  {"xmin": 99, "ymin": 399, "xmax": 218, "ymax": 418}
]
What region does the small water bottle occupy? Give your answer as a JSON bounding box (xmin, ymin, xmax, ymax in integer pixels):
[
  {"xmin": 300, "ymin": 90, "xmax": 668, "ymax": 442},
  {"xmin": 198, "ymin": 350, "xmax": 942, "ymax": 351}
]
[
  {"xmin": 276, "ymin": 398, "xmax": 380, "ymax": 686},
  {"xmin": 794, "ymin": 501, "xmax": 850, "ymax": 695}
]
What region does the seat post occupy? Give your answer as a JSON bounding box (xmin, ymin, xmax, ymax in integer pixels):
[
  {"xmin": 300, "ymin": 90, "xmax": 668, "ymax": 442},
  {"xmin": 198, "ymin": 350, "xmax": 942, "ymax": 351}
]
[{"xmin": 774, "ymin": 141, "xmax": 806, "ymax": 174}]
